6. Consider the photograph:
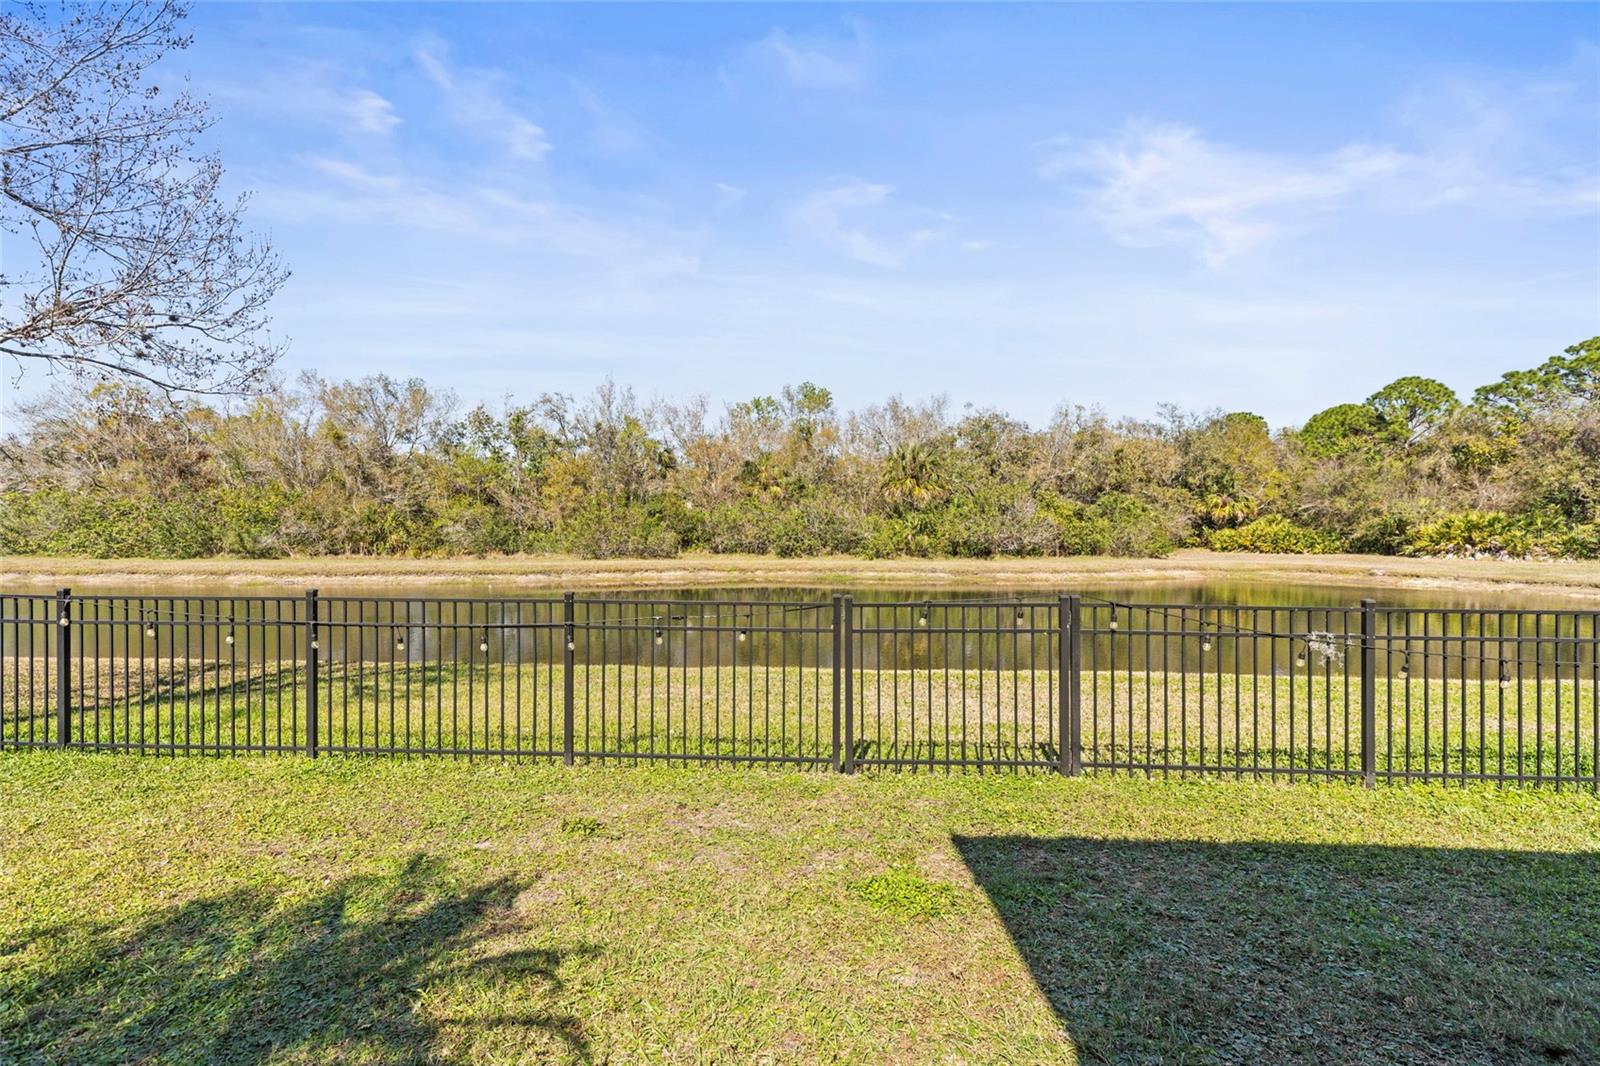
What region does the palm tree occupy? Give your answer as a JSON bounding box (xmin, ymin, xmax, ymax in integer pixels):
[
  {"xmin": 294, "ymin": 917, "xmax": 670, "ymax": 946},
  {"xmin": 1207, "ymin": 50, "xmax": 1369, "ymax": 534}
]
[{"xmin": 879, "ymin": 443, "xmax": 948, "ymax": 510}]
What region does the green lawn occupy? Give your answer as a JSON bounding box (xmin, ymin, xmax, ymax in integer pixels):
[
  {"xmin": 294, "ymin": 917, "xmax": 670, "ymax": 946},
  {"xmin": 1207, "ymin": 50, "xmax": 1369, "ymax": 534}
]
[
  {"xmin": 8, "ymin": 659, "xmax": 1597, "ymax": 782},
  {"xmin": 1, "ymin": 755, "xmax": 1596, "ymax": 1063}
]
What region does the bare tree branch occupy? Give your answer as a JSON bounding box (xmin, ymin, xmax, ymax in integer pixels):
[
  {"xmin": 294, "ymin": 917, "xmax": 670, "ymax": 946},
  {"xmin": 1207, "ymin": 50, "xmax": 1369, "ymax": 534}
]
[{"xmin": 1, "ymin": 0, "xmax": 287, "ymax": 394}]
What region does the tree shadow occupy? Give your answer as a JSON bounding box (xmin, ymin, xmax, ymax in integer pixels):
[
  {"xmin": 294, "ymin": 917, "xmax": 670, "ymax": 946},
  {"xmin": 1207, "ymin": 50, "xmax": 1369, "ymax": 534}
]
[
  {"xmin": 953, "ymin": 835, "xmax": 1600, "ymax": 1065},
  {"xmin": 2, "ymin": 854, "xmax": 599, "ymax": 1064}
]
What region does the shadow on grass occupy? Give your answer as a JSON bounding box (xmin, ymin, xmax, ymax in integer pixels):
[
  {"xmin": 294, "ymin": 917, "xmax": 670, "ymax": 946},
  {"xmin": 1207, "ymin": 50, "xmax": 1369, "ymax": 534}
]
[
  {"xmin": 1, "ymin": 854, "xmax": 599, "ymax": 1065},
  {"xmin": 953, "ymin": 835, "xmax": 1600, "ymax": 1065}
]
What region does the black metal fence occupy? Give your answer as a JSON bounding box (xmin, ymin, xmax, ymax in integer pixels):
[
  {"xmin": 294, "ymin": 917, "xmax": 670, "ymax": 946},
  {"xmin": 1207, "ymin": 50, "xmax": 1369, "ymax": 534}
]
[{"xmin": 3, "ymin": 590, "xmax": 1596, "ymax": 788}]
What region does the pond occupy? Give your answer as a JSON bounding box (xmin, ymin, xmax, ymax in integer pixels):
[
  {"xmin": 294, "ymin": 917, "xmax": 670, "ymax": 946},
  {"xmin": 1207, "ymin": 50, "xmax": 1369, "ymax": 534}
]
[{"xmin": 3, "ymin": 582, "xmax": 1596, "ymax": 682}]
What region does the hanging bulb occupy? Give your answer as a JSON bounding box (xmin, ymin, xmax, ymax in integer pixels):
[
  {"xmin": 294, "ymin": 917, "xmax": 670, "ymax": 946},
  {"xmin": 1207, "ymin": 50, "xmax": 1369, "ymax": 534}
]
[
  {"xmin": 1201, "ymin": 634, "xmax": 1213, "ymax": 653},
  {"xmin": 144, "ymin": 625, "xmax": 156, "ymax": 639},
  {"xmin": 566, "ymin": 637, "xmax": 576, "ymax": 652},
  {"xmin": 394, "ymin": 632, "xmax": 405, "ymax": 650},
  {"xmin": 654, "ymin": 627, "xmax": 664, "ymax": 646},
  {"xmin": 1294, "ymin": 647, "xmax": 1307, "ymax": 668},
  {"xmin": 737, "ymin": 628, "xmax": 747, "ymax": 643},
  {"xmin": 917, "ymin": 606, "xmax": 929, "ymax": 627},
  {"xmin": 310, "ymin": 639, "xmax": 320, "ymax": 651},
  {"xmin": 1499, "ymin": 663, "xmax": 1512, "ymax": 689},
  {"xmin": 224, "ymin": 630, "xmax": 235, "ymax": 646},
  {"xmin": 479, "ymin": 634, "xmax": 490, "ymax": 653},
  {"xmin": 1108, "ymin": 614, "xmax": 1119, "ymax": 632},
  {"xmin": 1398, "ymin": 659, "xmax": 1409, "ymax": 678},
  {"xmin": 1015, "ymin": 608, "xmax": 1026, "ymax": 624}
]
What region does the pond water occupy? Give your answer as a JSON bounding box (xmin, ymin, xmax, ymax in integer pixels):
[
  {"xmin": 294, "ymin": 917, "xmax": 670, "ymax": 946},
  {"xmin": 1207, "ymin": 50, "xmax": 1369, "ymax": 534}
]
[{"xmin": 4, "ymin": 581, "xmax": 1596, "ymax": 682}]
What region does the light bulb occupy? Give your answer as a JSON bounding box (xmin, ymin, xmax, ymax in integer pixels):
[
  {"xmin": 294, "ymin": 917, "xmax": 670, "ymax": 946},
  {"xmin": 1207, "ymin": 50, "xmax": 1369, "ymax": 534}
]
[
  {"xmin": 225, "ymin": 632, "xmax": 235, "ymax": 646},
  {"xmin": 479, "ymin": 638, "xmax": 489, "ymax": 653},
  {"xmin": 1108, "ymin": 617, "xmax": 1118, "ymax": 631},
  {"xmin": 1015, "ymin": 609, "xmax": 1025, "ymax": 624},
  {"xmin": 653, "ymin": 628, "xmax": 663, "ymax": 646},
  {"xmin": 1398, "ymin": 661, "xmax": 1409, "ymax": 678},
  {"xmin": 144, "ymin": 626, "xmax": 156, "ymax": 639},
  {"xmin": 310, "ymin": 640, "xmax": 319, "ymax": 651},
  {"xmin": 1294, "ymin": 649, "xmax": 1307, "ymax": 668},
  {"xmin": 737, "ymin": 629, "xmax": 747, "ymax": 643},
  {"xmin": 917, "ymin": 613, "xmax": 928, "ymax": 627},
  {"xmin": 1201, "ymin": 637, "xmax": 1213, "ymax": 653},
  {"xmin": 566, "ymin": 639, "xmax": 576, "ymax": 652},
  {"xmin": 395, "ymin": 635, "xmax": 405, "ymax": 650}
]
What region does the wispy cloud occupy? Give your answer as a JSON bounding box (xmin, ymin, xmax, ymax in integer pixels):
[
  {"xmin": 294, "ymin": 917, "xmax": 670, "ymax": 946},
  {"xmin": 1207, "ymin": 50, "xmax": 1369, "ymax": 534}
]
[
  {"xmin": 414, "ymin": 35, "xmax": 551, "ymax": 162},
  {"xmin": 744, "ymin": 26, "xmax": 869, "ymax": 89},
  {"xmin": 792, "ymin": 180, "xmax": 944, "ymax": 268},
  {"xmin": 1046, "ymin": 60, "xmax": 1599, "ymax": 267},
  {"xmin": 211, "ymin": 64, "xmax": 399, "ymax": 138},
  {"xmin": 257, "ymin": 156, "xmax": 699, "ymax": 278},
  {"xmin": 1041, "ymin": 124, "xmax": 1407, "ymax": 266}
]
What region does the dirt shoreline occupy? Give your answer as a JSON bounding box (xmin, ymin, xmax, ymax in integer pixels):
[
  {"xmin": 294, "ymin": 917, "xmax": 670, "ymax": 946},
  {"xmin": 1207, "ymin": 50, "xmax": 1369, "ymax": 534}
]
[{"xmin": 4, "ymin": 550, "xmax": 1600, "ymax": 599}]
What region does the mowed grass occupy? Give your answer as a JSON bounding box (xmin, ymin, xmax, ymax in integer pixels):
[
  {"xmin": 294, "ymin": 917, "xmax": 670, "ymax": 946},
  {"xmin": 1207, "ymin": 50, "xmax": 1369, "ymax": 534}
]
[
  {"xmin": 0, "ymin": 755, "xmax": 1597, "ymax": 1064},
  {"xmin": 6, "ymin": 659, "xmax": 1597, "ymax": 782}
]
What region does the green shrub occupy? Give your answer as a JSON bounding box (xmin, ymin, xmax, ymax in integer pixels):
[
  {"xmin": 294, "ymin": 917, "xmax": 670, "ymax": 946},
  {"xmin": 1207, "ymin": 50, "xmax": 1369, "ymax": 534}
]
[
  {"xmin": 1403, "ymin": 511, "xmax": 1547, "ymax": 559},
  {"xmin": 1347, "ymin": 513, "xmax": 1413, "ymax": 556},
  {"xmin": 1207, "ymin": 515, "xmax": 1338, "ymax": 554},
  {"xmin": 1091, "ymin": 493, "xmax": 1174, "ymax": 557},
  {"xmin": 560, "ymin": 500, "xmax": 680, "ymax": 559}
]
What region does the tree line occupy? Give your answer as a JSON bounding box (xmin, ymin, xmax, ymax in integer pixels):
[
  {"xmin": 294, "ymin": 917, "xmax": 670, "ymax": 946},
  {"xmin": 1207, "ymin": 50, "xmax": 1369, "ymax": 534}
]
[{"xmin": 2, "ymin": 338, "xmax": 1595, "ymax": 560}]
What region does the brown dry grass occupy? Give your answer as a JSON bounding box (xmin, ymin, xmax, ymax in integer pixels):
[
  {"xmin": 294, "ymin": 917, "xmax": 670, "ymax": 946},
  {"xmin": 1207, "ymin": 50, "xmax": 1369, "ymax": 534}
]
[{"xmin": 6, "ymin": 549, "xmax": 1600, "ymax": 598}]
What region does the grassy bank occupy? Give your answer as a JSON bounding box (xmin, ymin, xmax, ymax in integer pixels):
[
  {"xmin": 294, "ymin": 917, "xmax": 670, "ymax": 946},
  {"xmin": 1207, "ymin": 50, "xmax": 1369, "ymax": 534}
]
[
  {"xmin": 2, "ymin": 755, "xmax": 1597, "ymax": 1063},
  {"xmin": 5, "ymin": 549, "xmax": 1600, "ymax": 598}
]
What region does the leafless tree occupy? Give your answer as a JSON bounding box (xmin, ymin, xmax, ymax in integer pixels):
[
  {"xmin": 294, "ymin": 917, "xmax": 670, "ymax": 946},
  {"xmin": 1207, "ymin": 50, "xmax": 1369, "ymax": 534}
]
[{"xmin": 1, "ymin": 0, "xmax": 286, "ymax": 395}]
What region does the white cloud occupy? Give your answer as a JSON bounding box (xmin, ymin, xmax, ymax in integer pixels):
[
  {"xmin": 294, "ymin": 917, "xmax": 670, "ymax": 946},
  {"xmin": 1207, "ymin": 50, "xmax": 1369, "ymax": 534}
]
[
  {"xmin": 1046, "ymin": 60, "xmax": 1599, "ymax": 267},
  {"xmin": 746, "ymin": 27, "xmax": 868, "ymax": 89},
  {"xmin": 792, "ymin": 180, "xmax": 944, "ymax": 268},
  {"xmin": 415, "ymin": 37, "xmax": 551, "ymax": 162},
  {"xmin": 211, "ymin": 66, "xmax": 399, "ymax": 138},
  {"xmin": 258, "ymin": 156, "xmax": 699, "ymax": 278},
  {"xmin": 1042, "ymin": 124, "xmax": 1408, "ymax": 266}
]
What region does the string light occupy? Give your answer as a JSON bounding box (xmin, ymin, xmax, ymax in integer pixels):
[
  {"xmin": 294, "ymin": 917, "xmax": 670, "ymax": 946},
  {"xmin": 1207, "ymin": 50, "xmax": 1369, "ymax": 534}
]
[
  {"xmin": 144, "ymin": 625, "xmax": 156, "ymax": 639},
  {"xmin": 1295, "ymin": 648, "xmax": 1307, "ymax": 668},
  {"xmin": 224, "ymin": 630, "xmax": 235, "ymax": 646},
  {"xmin": 394, "ymin": 630, "xmax": 405, "ymax": 650},
  {"xmin": 917, "ymin": 603, "xmax": 930, "ymax": 627},
  {"xmin": 1499, "ymin": 663, "xmax": 1513, "ymax": 689},
  {"xmin": 1015, "ymin": 608, "xmax": 1026, "ymax": 625},
  {"xmin": 479, "ymin": 633, "xmax": 490, "ymax": 653}
]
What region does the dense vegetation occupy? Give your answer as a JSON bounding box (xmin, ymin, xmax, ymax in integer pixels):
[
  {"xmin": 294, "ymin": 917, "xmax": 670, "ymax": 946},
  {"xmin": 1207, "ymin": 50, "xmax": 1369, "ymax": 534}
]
[{"xmin": 2, "ymin": 338, "xmax": 1595, "ymax": 560}]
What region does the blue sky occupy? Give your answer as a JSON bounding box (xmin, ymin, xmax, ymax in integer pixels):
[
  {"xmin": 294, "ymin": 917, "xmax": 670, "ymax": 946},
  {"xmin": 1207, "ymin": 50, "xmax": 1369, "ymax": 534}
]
[{"xmin": 38, "ymin": 2, "xmax": 1600, "ymax": 427}]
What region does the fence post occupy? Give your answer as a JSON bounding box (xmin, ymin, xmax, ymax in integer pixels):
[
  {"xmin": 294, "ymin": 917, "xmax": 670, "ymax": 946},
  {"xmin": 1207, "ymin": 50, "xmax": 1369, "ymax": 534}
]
[
  {"xmin": 1360, "ymin": 599, "xmax": 1376, "ymax": 788},
  {"xmin": 305, "ymin": 589, "xmax": 319, "ymax": 758},
  {"xmin": 55, "ymin": 588, "xmax": 71, "ymax": 749},
  {"xmin": 563, "ymin": 592, "xmax": 575, "ymax": 767},
  {"xmin": 841, "ymin": 595, "xmax": 855, "ymax": 774},
  {"xmin": 1061, "ymin": 594, "xmax": 1082, "ymax": 776},
  {"xmin": 831, "ymin": 594, "xmax": 843, "ymax": 772}
]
